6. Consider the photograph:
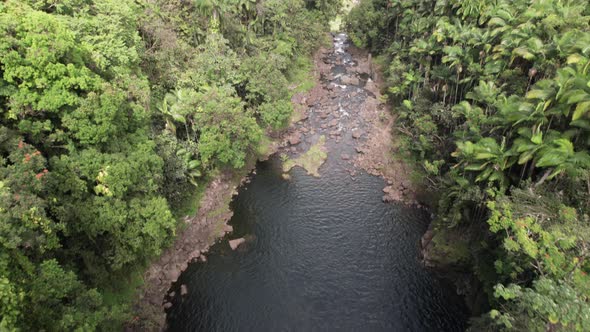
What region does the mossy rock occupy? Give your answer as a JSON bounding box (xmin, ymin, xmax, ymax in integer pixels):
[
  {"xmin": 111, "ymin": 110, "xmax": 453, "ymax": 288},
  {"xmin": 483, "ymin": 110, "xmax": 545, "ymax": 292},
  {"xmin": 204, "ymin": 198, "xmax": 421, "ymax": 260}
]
[
  {"xmin": 282, "ymin": 136, "xmax": 328, "ymax": 177},
  {"xmin": 424, "ymin": 230, "xmax": 471, "ymax": 268}
]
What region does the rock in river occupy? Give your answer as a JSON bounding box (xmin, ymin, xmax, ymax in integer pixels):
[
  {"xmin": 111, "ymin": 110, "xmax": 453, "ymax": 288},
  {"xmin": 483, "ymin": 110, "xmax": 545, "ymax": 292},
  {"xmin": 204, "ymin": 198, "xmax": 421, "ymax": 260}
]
[
  {"xmin": 289, "ymin": 133, "xmax": 301, "ymax": 145},
  {"xmin": 229, "ymin": 238, "xmax": 246, "ymax": 250},
  {"xmin": 341, "ymin": 75, "xmax": 360, "ymax": 86}
]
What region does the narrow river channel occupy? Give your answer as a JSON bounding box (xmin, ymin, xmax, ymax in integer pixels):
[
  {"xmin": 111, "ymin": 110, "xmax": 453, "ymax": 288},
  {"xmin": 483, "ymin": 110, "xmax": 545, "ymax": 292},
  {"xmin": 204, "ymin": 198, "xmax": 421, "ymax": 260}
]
[{"xmin": 165, "ymin": 34, "xmax": 468, "ymax": 331}]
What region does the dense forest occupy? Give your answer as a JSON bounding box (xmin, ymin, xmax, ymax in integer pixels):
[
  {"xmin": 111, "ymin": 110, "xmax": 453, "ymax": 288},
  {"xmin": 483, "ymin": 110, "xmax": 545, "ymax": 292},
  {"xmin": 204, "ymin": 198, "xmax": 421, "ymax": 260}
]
[
  {"xmin": 0, "ymin": 0, "xmax": 339, "ymax": 329},
  {"xmin": 3, "ymin": 0, "xmax": 590, "ymax": 330},
  {"xmin": 346, "ymin": 0, "xmax": 590, "ymax": 330}
]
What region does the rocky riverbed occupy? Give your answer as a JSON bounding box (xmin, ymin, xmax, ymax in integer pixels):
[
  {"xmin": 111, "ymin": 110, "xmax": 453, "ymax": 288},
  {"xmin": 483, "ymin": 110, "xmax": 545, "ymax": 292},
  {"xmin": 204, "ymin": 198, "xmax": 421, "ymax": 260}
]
[
  {"xmin": 282, "ymin": 33, "xmax": 417, "ymax": 204},
  {"xmin": 132, "ymin": 33, "xmax": 421, "ymax": 330}
]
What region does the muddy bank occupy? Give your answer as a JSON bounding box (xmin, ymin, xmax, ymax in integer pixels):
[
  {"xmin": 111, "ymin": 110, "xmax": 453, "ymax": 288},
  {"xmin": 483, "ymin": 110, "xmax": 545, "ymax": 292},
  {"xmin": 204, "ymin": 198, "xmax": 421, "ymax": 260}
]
[{"xmin": 347, "ymin": 47, "xmax": 418, "ymax": 204}]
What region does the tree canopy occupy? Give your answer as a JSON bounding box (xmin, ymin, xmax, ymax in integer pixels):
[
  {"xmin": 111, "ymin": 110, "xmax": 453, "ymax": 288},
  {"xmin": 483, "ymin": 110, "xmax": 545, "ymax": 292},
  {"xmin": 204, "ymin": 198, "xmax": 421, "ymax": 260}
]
[
  {"xmin": 0, "ymin": 0, "xmax": 339, "ymax": 329},
  {"xmin": 346, "ymin": 0, "xmax": 590, "ymax": 329}
]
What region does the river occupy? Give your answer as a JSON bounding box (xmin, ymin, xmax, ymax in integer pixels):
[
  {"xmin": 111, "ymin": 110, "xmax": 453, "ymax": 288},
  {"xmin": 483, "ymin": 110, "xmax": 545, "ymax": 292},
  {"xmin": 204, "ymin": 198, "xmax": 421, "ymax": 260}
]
[{"xmin": 165, "ymin": 34, "xmax": 468, "ymax": 331}]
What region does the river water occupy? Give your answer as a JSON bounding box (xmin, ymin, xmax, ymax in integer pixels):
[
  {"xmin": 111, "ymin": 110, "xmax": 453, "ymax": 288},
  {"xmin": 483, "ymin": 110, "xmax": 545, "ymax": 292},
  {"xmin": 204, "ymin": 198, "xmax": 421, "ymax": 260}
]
[{"xmin": 166, "ymin": 34, "xmax": 467, "ymax": 331}]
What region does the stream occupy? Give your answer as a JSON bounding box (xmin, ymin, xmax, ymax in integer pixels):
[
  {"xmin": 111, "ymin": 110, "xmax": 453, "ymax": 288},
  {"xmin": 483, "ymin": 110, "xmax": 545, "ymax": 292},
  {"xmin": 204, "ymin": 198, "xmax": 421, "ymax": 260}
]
[{"xmin": 165, "ymin": 34, "xmax": 468, "ymax": 331}]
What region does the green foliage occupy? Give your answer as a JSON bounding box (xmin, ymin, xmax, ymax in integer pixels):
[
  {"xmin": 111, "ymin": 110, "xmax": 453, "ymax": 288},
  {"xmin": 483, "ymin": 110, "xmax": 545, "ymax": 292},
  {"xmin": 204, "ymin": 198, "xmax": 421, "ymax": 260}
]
[
  {"xmin": 0, "ymin": 276, "xmax": 22, "ymax": 331},
  {"xmin": 192, "ymin": 86, "xmax": 262, "ymax": 169},
  {"xmin": 346, "ymin": 0, "xmax": 590, "ymax": 329},
  {"xmin": 493, "ymin": 278, "xmax": 590, "ymax": 331},
  {"xmin": 0, "ymin": 0, "xmax": 334, "ymax": 329},
  {"xmin": 258, "ymin": 100, "xmax": 293, "ymax": 130},
  {"xmin": 26, "ymin": 259, "xmax": 125, "ymax": 331}
]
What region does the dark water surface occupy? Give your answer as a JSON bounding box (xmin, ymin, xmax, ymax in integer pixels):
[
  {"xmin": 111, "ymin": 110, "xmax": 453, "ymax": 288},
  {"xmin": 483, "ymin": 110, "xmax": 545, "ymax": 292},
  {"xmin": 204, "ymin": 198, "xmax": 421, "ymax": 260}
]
[
  {"xmin": 166, "ymin": 33, "xmax": 467, "ymax": 332},
  {"xmin": 166, "ymin": 157, "xmax": 467, "ymax": 331}
]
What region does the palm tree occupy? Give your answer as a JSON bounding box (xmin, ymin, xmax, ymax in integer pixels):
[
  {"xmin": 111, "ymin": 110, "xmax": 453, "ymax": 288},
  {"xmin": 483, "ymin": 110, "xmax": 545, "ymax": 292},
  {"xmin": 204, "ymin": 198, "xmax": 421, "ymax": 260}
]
[
  {"xmin": 176, "ymin": 147, "xmax": 203, "ymax": 187},
  {"xmin": 535, "ymin": 138, "xmax": 590, "ymax": 184},
  {"xmin": 194, "ymin": 0, "xmax": 234, "ymax": 33},
  {"xmin": 157, "ymin": 93, "xmax": 186, "ymax": 135},
  {"xmin": 453, "ymin": 137, "xmax": 516, "ymax": 191},
  {"xmin": 466, "ymin": 80, "xmax": 502, "ymax": 116}
]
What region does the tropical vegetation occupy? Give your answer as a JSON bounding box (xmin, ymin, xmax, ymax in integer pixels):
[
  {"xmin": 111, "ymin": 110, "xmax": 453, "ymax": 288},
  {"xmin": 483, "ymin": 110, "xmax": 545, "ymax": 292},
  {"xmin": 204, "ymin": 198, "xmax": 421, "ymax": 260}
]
[
  {"xmin": 346, "ymin": 0, "xmax": 590, "ymax": 330},
  {"xmin": 0, "ymin": 0, "xmax": 339, "ymax": 329}
]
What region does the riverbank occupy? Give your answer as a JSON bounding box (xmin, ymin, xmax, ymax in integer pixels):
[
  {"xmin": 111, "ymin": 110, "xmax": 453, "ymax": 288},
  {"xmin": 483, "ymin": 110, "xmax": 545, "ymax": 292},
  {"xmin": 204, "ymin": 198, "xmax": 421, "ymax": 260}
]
[
  {"xmin": 133, "ymin": 31, "xmax": 431, "ymax": 329},
  {"xmin": 130, "ymin": 48, "xmax": 328, "ymax": 330},
  {"xmin": 283, "ymin": 35, "xmax": 419, "ymax": 205},
  {"xmin": 165, "ymin": 32, "xmax": 468, "ymax": 331}
]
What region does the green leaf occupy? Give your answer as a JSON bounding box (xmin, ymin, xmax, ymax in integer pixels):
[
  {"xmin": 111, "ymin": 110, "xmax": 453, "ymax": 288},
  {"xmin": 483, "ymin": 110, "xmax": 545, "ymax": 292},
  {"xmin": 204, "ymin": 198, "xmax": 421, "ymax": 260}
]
[
  {"xmin": 476, "ymin": 167, "xmax": 493, "ymax": 182},
  {"xmin": 567, "ymin": 53, "xmax": 584, "ymax": 64},
  {"xmin": 570, "ymin": 119, "xmax": 590, "ymax": 129},
  {"xmin": 475, "ymin": 152, "xmax": 497, "ymax": 160},
  {"xmin": 566, "ymin": 89, "xmax": 589, "ymax": 104},
  {"xmin": 518, "ymin": 150, "xmax": 536, "ymax": 165},
  {"xmin": 572, "ymin": 101, "xmax": 590, "ymax": 121},
  {"xmin": 487, "ymin": 17, "xmax": 506, "ymax": 27},
  {"xmin": 512, "ymin": 47, "xmax": 535, "ymax": 60},
  {"xmin": 402, "ymin": 99, "xmax": 413, "ymax": 110},
  {"xmin": 531, "ymin": 132, "xmax": 543, "ymax": 145},
  {"xmin": 464, "ymin": 163, "xmax": 485, "ymax": 171},
  {"xmin": 171, "ymin": 113, "xmax": 187, "ymax": 123},
  {"xmin": 187, "ymin": 160, "xmax": 201, "ymax": 169},
  {"xmin": 526, "ymin": 89, "xmax": 550, "ymax": 100}
]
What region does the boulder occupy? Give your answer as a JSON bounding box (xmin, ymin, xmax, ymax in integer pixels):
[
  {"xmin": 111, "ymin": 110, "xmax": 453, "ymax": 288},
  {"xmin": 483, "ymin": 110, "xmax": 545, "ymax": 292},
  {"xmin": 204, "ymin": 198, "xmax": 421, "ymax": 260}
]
[
  {"xmin": 224, "ymin": 224, "xmax": 234, "ymax": 233},
  {"xmin": 188, "ymin": 249, "xmax": 201, "ymax": 261},
  {"xmin": 421, "ymin": 229, "xmax": 435, "ymax": 249},
  {"xmin": 229, "ymin": 238, "xmax": 246, "ymax": 250},
  {"xmin": 289, "ymin": 133, "xmax": 301, "ymax": 145},
  {"xmin": 352, "ymin": 130, "xmax": 362, "ymax": 139},
  {"xmin": 341, "ymin": 154, "xmax": 351, "ymax": 160},
  {"xmin": 341, "ymin": 75, "xmax": 360, "ymax": 86},
  {"xmin": 180, "ymin": 284, "xmax": 188, "ymax": 296},
  {"xmin": 165, "ymin": 268, "xmax": 179, "ymax": 282}
]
